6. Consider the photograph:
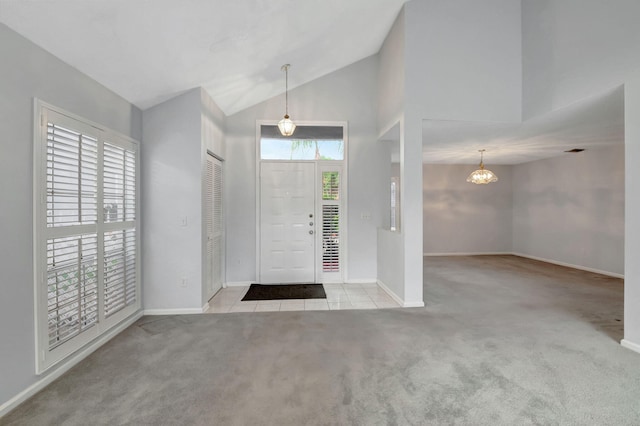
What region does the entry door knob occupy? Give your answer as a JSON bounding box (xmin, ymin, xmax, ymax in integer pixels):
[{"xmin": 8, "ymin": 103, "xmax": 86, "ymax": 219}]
[{"xmin": 309, "ymin": 230, "xmax": 314, "ymax": 235}]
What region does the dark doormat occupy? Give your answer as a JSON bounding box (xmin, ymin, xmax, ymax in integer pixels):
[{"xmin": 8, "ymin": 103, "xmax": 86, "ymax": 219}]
[{"xmin": 241, "ymin": 283, "xmax": 326, "ymax": 301}]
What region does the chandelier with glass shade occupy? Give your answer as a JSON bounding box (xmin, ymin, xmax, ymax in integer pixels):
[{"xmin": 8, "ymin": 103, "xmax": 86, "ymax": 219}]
[
  {"xmin": 466, "ymin": 149, "xmax": 498, "ymax": 184},
  {"xmin": 277, "ymin": 64, "xmax": 296, "ymax": 137}
]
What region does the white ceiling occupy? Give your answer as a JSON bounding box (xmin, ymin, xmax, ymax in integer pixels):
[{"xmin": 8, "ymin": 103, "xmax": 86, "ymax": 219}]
[
  {"xmin": 0, "ymin": 0, "xmax": 406, "ymax": 115},
  {"xmin": 423, "ymin": 86, "xmax": 625, "ymax": 165},
  {"xmin": 0, "ymin": 1, "xmax": 625, "ymax": 164}
]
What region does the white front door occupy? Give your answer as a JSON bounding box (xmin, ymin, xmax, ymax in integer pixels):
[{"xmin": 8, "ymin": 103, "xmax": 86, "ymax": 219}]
[{"xmin": 260, "ymin": 162, "xmax": 315, "ymax": 283}]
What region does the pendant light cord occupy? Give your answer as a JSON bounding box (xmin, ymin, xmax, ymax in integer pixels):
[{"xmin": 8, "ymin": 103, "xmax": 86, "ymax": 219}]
[{"xmin": 282, "ymin": 64, "xmax": 291, "ymax": 117}]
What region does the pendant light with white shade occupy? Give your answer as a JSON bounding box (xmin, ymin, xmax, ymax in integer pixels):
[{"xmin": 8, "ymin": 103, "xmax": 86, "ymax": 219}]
[{"xmin": 277, "ymin": 64, "xmax": 296, "ymax": 136}]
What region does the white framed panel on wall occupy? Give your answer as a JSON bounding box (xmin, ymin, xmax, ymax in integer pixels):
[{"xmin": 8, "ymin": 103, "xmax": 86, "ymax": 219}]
[{"xmin": 33, "ymin": 100, "xmax": 141, "ymax": 373}]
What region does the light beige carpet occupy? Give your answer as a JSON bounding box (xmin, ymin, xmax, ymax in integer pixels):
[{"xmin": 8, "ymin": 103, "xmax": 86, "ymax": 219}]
[{"xmin": 3, "ymin": 255, "xmax": 638, "ymax": 425}]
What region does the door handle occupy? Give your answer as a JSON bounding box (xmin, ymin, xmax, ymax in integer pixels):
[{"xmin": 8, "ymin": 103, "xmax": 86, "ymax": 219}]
[
  {"xmin": 309, "ymin": 230, "xmax": 314, "ymax": 235},
  {"xmin": 309, "ymin": 222, "xmax": 313, "ymax": 226}
]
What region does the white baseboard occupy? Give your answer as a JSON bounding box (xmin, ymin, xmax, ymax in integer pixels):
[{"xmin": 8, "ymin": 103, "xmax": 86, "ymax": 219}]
[
  {"xmin": 0, "ymin": 310, "xmax": 143, "ymax": 419},
  {"xmin": 225, "ymin": 281, "xmax": 252, "ymax": 287},
  {"xmin": 345, "ymin": 278, "xmax": 378, "ymax": 284},
  {"xmin": 424, "ymin": 252, "xmax": 511, "ymax": 257},
  {"xmin": 403, "ymin": 300, "xmax": 426, "ymax": 308},
  {"xmin": 621, "ymin": 339, "xmax": 640, "ymax": 355},
  {"xmin": 143, "ymin": 308, "xmax": 204, "ymax": 315},
  {"xmin": 425, "ymin": 252, "xmax": 624, "ymax": 279},
  {"xmin": 376, "ymin": 280, "xmax": 424, "ymax": 308},
  {"xmin": 376, "ymin": 279, "xmax": 403, "ymax": 305},
  {"xmin": 512, "ymin": 252, "xmax": 624, "ymax": 279}
]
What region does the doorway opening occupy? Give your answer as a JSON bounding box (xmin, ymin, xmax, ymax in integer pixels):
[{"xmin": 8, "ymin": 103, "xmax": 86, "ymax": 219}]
[{"xmin": 256, "ymin": 122, "xmax": 347, "ymax": 284}]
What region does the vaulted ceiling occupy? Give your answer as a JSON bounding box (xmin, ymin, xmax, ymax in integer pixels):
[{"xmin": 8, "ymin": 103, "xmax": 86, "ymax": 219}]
[
  {"xmin": 0, "ymin": 0, "xmax": 406, "ymax": 115},
  {"xmin": 1, "ymin": 1, "xmax": 625, "ymax": 165}
]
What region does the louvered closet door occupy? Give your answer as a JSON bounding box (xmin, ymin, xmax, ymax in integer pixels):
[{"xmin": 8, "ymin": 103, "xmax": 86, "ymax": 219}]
[{"xmin": 206, "ymin": 154, "xmax": 224, "ymax": 297}]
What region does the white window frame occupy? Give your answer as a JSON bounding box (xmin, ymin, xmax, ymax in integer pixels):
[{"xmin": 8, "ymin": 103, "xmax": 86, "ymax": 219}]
[
  {"xmin": 33, "ymin": 99, "xmax": 141, "ymax": 373},
  {"xmin": 255, "ymin": 121, "xmax": 349, "ymax": 283},
  {"xmin": 317, "ymin": 163, "xmax": 345, "ymax": 283}
]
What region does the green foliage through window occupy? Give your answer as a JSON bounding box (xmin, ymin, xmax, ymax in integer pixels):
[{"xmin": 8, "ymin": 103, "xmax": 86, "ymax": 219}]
[{"xmin": 322, "ymin": 172, "xmax": 340, "ymax": 200}]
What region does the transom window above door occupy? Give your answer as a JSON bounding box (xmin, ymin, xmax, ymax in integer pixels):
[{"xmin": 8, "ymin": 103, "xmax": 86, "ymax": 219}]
[{"xmin": 260, "ymin": 125, "xmax": 344, "ymax": 160}]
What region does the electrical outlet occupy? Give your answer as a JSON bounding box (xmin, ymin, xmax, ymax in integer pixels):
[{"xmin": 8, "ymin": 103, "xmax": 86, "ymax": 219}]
[
  {"xmin": 180, "ymin": 216, "xmax": 188, "ymax": 227},
  {"xmin": 179, "ymin": 278, "xmax": 187, "ymax": 288}
]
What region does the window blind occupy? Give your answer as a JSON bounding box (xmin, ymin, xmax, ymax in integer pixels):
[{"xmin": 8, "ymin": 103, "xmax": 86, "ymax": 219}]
[
  {"xmin": 104, "ymin": 229, "xmax": 137, "ymax": 318},
  {"xmin": 321, "ymin": 171, "xmax": 341, "ymax": 273},
  {"xmin": 104, "ymin": 142, "xmax": 136, "ymax": 222},
  {"xmin": 322, "ymin": 205, "xmax": 340, "ymax": 272},
  {"xmin": 47, "ymin": 123, "xmax": 98, "ymax": 227},
  {"xmin": 47, "ymin": 234, "xmax": 98, "ymax": 349},
  {"xmin": 36, "ymin": 104, "xmax": 140, "ymax": 372}
]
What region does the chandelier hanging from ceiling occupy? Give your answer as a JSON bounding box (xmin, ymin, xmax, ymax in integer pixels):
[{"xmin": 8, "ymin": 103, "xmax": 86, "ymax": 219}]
[{"xmin": 466, "ymin": 149, "xmax": 498, "ymax": 184}]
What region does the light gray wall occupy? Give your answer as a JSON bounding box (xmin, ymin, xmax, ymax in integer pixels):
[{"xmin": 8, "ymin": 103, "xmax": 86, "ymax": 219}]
[
  {"xmin": 375, "ymin": 7, "xmax": 412, "ymax": 301},
  {"xmin": 388, "ymin": 0, "xmax": 521, "ymax": 305},
  {"xmin": 423, "ymin": 164, "xmax": 513, "ymax": 254},
  {"xmin": 377, "ymin": 7, "xmax": 405, "ymax": 137},
  {"xmin": 142, "ymin": 89, "xmax": 203, "ymax": 310},
  {"xmin": 225, "ymin": 55, "xmax": 385, "ymax": 283},
  {"xmin": 405, "ymin": 0, "xmax": 522, "ymax": 123},
  {"xmin": 512, "ymin": 146, "xmax": 625, "ymax": 276},
  {"xmin": 201, "ymin": 89, "xmax": 226, "ymax": 159},
  {"xmin": 522, "ymin": 0, "xmax": 640, "ymax": 119},
  {"xmin": 520, "ymin": 0, "xmax": 640, "ymax": 354},
  {"xmin": 625, "ymin": 73, "xmax": 640, "ymax": 345},
  {"xmin": 0, "ymin": 23, "xmax": 142, "ymax": 408},
  {"xmin": 377, "ymin": 229, "xmax": 404, "ymax": 299}
]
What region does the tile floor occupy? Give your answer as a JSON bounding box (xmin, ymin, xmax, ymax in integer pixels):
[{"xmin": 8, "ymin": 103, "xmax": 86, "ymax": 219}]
[{"xmin": 205, "ymin": 283, "xmax": 401, "ymax": 314}]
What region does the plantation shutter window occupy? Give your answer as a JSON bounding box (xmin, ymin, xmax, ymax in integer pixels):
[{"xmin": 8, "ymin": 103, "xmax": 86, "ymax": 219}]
[
  {"xmin": 104, "ymin": 229, "xmax": 137, "ymax": 317},
  {"xmin": 35, "ymin": 103, "xmax": 140, "ymax": 373},
  {"xmin": 103, "ymin": 142, "xmax": 136, "ymax": 222},
  {"xmin": 321, "ymin": 171, "xmax": 341, "ymax": 274},
  {"xmin": 103, "ymin": 141, "xmax": 137, "ymax": 318},
  {"xmin": 47, "ymin": 234, "xmax": 99, "ymax": 349},
  {"xmin": 47, "ymin": 123, "xmax": 98, "ymax": 227}
]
